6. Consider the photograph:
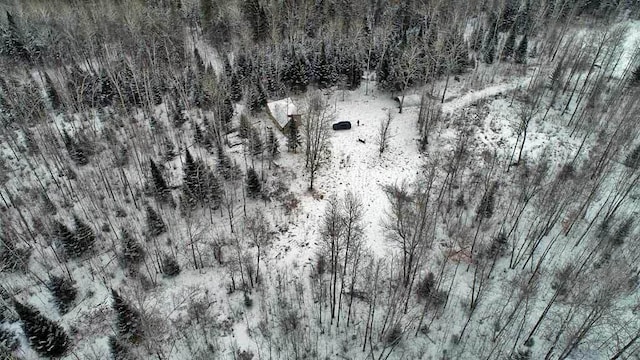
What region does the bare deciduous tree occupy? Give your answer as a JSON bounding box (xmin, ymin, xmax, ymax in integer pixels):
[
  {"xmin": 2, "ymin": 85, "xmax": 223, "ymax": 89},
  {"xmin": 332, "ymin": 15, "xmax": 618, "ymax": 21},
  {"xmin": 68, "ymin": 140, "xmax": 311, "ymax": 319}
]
[
  {"xmin": 376, "ymin": 110, "xmax": 393, "ymax": 156},
  {"xmin": 301, "ymin": 92, "xmax": 333, "ymax": 190}
]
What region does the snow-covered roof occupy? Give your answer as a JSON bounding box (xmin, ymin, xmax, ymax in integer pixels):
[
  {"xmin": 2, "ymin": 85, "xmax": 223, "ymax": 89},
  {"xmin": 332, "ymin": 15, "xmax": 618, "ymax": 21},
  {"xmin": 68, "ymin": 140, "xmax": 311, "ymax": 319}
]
[{"xmin": 267, "ymin": 98, "xmax": 297, "ymax": 129}]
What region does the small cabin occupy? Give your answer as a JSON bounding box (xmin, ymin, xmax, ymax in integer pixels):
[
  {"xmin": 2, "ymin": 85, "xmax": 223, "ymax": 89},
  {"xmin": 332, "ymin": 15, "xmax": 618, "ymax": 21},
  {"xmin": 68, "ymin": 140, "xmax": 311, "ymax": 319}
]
[{"xmin": 267, "ymin": 98, "xmax": 300, "ymax": 132}]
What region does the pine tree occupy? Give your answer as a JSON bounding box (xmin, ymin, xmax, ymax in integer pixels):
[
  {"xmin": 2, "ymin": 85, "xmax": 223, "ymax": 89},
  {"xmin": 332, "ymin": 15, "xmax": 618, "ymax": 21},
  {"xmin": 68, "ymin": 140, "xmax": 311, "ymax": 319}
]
[
  {"xmin": 249, "ymin": 127, "xmax": 263, "ymax": 156},
  {"xmin": 315, "ymin": 42, "xmax": 337, "ymax": 89},
  {"xmin": 111, "ymin": 290, "xmax": 143, "ymax": 343},
  {"xmin": 515, "ymin": 35, "xmax": 528, "ymax": 64},
  {"xmin": 73, "ymin": 215, "xmax": 95, "ymax": 256},
  {"xmin": 108, "ymin": 335, "xmax": 132, "ymax": 360},
  {"xmin": 625, "ymin": 143, "xmax": 640, "ymax": 169},
  {"xmin": 609, "ymin": 218, "xmax": 633, "ymax": 247},
  {"xmin": 502, "ymin": 30, "xmax": 516, "ymax": 61},
  {"xmin": 239, "ymin": 113, "xmax": 252, "ymax": 138},
  {"xmin": 230, "ymin": 73, "xmax": 243, "ymax": 102},
  {"xmin": 630, "ymin": 64, "xmax": 640, "ymax": 88},
  {"xmin": 194, "ymin": 48, "xmax": 206, "ymax": 75},
  {"xmin": 44, "ymin": 72, "xmax": 61, "ymax": 111},
  {"xmin": 13, "ymin": 301, "xmax": 70, "ymax": 357},
  {"xmin": 4, "ymin": 12, "xmax": 29, "ymax": 62},
  {"xmin": 217, "ymin": 144, "xmax": 234, "ymax": 180},
  {"xmin": 483, "ymin": 34, "xmax": 497, "ymax": 64},
  {"xmin": 55, "ymin": 220, "xmax": 78, "ymax": 258},
  {"xmin": 284, "ymin": 51, "xmax": 308, "ymax": 93},
  {"xmin": 246, "ymin": 167, "xmax": 262, "ymax": 198},
  {"xmin": 194, "ymin": 124, "xmax": 204, "ymax": 146},
  {"xmin": 267, "ymin": 128, "xmax": 280, "ymax": 159},
  {"xmin": 48, "ymin": 275, "xmax": 77, "ymax": 315},
  {"xmin": 161, "ymin": 255, "xmax": 181, "ymax": 277},
  {"xmin": 149, "ymin": 159, "xmax": 171, "ymax": 203},
  {"xmin": 286, "ymin": 118, "xmax": 301, "ymax": 152},
  {"xmin": 477, "ymin": 182, "xmax": 498, "ymax": 219},
  {"xmin": 146, "ymin": 206, "xmax": 166, "ymax": 237},
  {"xmin": 121, "ymin": 230, "xmax": 144, "ymax": 268}
]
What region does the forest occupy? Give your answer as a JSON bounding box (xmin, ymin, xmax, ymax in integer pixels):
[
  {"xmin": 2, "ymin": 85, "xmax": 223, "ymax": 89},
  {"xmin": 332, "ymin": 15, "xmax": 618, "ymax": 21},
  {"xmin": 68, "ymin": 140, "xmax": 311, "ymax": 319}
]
[{"xmin": 0, "ymin": 0, "xmax": 639, "ymax": 359}]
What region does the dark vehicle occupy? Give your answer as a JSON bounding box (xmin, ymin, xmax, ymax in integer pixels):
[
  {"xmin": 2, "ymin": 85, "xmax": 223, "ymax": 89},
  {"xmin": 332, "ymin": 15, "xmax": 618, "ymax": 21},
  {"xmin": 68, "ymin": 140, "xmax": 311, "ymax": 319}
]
[{"xmin": 332, "ymin": 121, "xmax": 352, "ymax": 130}]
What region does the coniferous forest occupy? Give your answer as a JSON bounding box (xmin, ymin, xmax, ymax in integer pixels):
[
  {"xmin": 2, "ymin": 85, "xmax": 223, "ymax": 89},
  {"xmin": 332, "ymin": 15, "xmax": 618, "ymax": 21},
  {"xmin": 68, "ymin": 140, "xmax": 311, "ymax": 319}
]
[{"xmin": 1, "ymin": 0, "xmax": 640, "ymax": 359}]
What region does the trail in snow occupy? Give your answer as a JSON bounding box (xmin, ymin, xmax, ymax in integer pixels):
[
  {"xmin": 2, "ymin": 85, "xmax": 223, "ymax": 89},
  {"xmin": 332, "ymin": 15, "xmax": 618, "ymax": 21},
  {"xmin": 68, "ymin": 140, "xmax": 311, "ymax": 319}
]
[{"xmin": 442, "ymin": 76, "xmax": 531, "ymax": 114}]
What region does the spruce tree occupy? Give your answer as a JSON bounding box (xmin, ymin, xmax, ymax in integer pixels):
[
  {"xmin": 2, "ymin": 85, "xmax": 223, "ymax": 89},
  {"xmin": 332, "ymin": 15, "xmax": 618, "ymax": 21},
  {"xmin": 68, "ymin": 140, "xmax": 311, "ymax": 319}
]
[
  {"xmin": 121, "ymin": 230, "xmax": 144, "ymax": 268},
  {"xmin": 149, "ymin": 159, "xmax": 171, "ymax": 203},
  {"xmin": 249, "ymin": 127, "xmax": 263, "ymax": 156},
  {"xmin": 284, "ymin": 51, "xmax": 308, "ymax": 93},
  {"xmin": 73, "ymin": 215, "xmax": 95, "ymax": 256},
  {"xmin": 55, "ymin": 220, "xmax": 78, "ymax": 258},
  {"xmin": 217, "ymin": 144, "xmax": 234, "ymax": 180},
  {"xmin": 286, "ymin": 118, "xmax": 301, "ymax": 153},
  {"xmin": 267, "ymin": 128, "xmax": 280, "ymax": 159},
  {"xmin": 239, "ymin": 114, "xmax": 251, "ymax": 138},
  {"xmin": 630, "ymin": 64, "xmax": 640, "ymax": 88},
  {"xmin": 161, "ymin": 255, "xmax": 181, "ymax": 277},
  {"xmin": 108, "ymin": 335, "xmax": 132, "ymax": 360},
  {"xmin": 515, "ymin": 35, "xmax": 528, "ymax": 64},
  {"xmin": 5, "ymin": 12, "xmax": 29, "ymax": 62},
  {"xmin": 44, "ymin": 72, "xmax": 61, "ymax": 111},
  {"xmin": 48, "ymin": 275, "xmax": 77, "ymax": 315},
  {"xmin": 624, "ymin": 143, "xmax": 640, "ymax": 169},
  {"xmin": 502, "ymin": 30, "xmax": 516, "ymax": 61},
  {"xmin": 483, "ymin": 34, "xmax": 497, "ymax": 64},
  {"xmin": 13, "ymin": 301, "xmax": 70, "ymax": 357},
  {"xmin": 146, "ymin": 206, "xmax": 166, "ymax": 237},
  {"xmin": 230, "ymin": 73, "xmax": 243, "ymax": 102},
  {"xmin": 246, "ymin": 167, "xmax": 262, "ymax": 198},
  {"xmin": 194, "ymin": 124, "xmax": 204, "ymax": 146},
  {"xmin": 111, "ymin": 290, "xmax": 143, "ymax": 343},
  {"xmin": 477, "ymin": 182, "xmax": 498, "ymax": 219}
]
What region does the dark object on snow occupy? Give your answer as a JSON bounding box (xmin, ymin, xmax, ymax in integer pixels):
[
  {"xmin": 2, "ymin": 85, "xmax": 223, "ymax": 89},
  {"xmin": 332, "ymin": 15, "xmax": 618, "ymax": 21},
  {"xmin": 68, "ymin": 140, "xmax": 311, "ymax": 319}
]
[
  {"xmin": 332, "ymin": 121, "xmax": 352, "ymax": 130},
  {"xmin": 358, "ymin": 138, "xmax": 366, "ymax": 144}
]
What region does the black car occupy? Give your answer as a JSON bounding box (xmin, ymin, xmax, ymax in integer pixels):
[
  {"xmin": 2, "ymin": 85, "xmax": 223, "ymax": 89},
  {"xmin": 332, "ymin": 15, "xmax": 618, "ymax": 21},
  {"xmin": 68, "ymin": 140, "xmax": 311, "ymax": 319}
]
[{"xmin": 332, "ymin": 121, "xmax": 352, "ymax": 130}]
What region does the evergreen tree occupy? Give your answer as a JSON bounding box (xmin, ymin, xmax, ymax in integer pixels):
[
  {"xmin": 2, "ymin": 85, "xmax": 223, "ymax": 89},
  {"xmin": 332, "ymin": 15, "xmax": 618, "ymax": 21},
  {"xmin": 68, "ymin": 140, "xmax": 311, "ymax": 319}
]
[
  {"xmin": 283, "ymin": 50, "xmax": 308, "ymax": 93},
  {"xmin": 502, "ymin": 30, "xmax": 516, "ymax": 61},
  {"xmin": 73, "ymin": 215, "xmax": 95, "ymax": 256},
  {"xmin": 246, "ymin": 167, "xmax": 262, "ymax": 198},
  {"xmin": 194, "ymin": 124, "xmax": 204, "ymax": 146},
  {"xmin": 217, "ymin": 143, "xmax": 233, "ymax": 179},
  {"xmin": 249, "ymin": 127, "xmax": 263, "ymax": 156},
  {"xmin": 630, "ymin": 64, "xmax": 640, "ymax": 88},
  {"xmin": 483, "ymin": 36, "xmax": 497, "ymax": 64},
  {"xmin": 13, "ymin": 301, "xmax": 70, "ymax": 357},
  {"xmin": 194, "ymin": 48, "xmax": 206, "ymax": 75},
  {"xmin": 55, "ymin": 220, "xmax": 77, "ymax": 258},
  {"xmin": 286, "ymin": 118, "xmax": 301, "ymax": 152},
  {"xmin": 230, "ymin": 73, "xmax": 243, "ymax": 101},
  {"xmin": 48, "ymin": 275, "xmax": 77, "ymax": 315},
  {"xmin": 267, "ymin": 128, "xmax": 280, "ymax": 159},
  {"xmin": 238, "ymin": 113, "xmax": 252, "ymax": 138},
  {"xmin": 146, "ymin": 206, "xmax": 166, "ymax": 237},
  {"xmin": 121, "ymin": 230, "xmax": 144, "ymax": 268},
  {"xmin": 515, "ymin": 35, "xmax": 528, "ymax": 64},
  {"xmin": 477, "ymin": 182, "xmax": 498, "ymax": 219},
  {"xmin": 44, "ymin": 72, "xmax": 61, "ymax": 111},
  {"xmin": 609, "ymin": 218, "xmax": 633, "ymax": 247},
  {"xmin": 149, "ymin": 159, "xmax": 171, "ymax": 203},
  {"xmin": 108, "ymin": 335, "xmax": 132, "ymax": 360},
  {"xmin": 314, "ymin": 43, "xmax": 337, "ymax": 89},
  {"xmin": 625, "ymin": 143, "xmax": 640, "ymax": 169},
  {"xmin": 4, "ymin": 12, "xmax": 29, "ymax": 62},
  {"xmin": 111, "ymin": 290, "xmax": 143, "ymax": 343},
  {"xmin": 161, "ymin": 255, "xmax": 181, "ymax": 277}
]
